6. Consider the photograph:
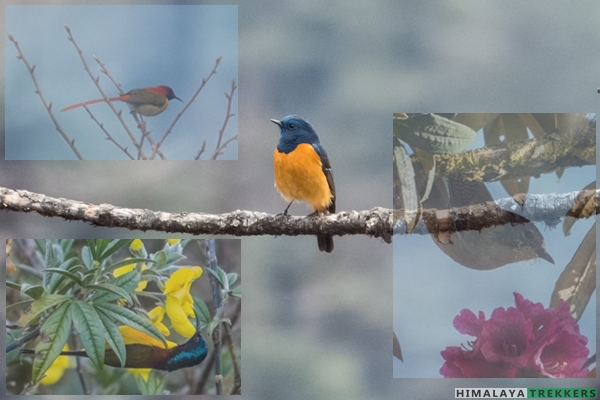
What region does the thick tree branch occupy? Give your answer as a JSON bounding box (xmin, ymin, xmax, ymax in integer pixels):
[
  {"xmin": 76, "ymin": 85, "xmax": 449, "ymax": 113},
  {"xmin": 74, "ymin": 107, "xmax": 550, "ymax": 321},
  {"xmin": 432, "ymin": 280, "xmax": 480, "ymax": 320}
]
[
  {"xmin": 434, "ymin": 120, "xmax": 595, "ymax": 182},
  {"xmin": 0, "ymin": 187, "xmax": 393, "ymax": 242},
  {"xmin": 1, "ymin": 187, "xmax": 596, "ymax": 243}
]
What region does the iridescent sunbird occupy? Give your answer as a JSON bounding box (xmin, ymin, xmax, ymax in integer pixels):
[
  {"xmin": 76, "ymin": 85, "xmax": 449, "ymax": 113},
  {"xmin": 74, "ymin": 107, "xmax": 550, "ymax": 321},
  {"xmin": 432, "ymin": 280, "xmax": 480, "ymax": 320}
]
[{"xmin": 21, "ymin": 330, "xmax": 207, "ymax": 372}]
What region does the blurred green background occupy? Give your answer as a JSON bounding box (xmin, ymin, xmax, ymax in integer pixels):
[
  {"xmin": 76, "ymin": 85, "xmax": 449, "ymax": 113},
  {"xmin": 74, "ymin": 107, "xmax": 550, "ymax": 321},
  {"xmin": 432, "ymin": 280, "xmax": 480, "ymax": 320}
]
[{"xmin": 2, "ymin": 0, "xmax": 599, "ymax": 398}]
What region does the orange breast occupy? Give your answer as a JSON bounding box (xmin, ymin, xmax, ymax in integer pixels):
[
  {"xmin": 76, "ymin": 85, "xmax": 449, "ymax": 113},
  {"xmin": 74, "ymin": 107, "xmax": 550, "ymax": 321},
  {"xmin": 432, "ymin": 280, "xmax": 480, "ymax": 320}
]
[{"xmin": 274, "ymin": 144, "xmax": 333, "ymax": 212}]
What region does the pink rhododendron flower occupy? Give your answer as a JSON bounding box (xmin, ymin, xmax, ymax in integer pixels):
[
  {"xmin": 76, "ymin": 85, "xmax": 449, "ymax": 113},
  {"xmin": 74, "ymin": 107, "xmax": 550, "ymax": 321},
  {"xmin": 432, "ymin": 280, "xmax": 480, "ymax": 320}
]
[{"xmin": 440, "ymin": 293, "xmax": 590, "ymax": 378}]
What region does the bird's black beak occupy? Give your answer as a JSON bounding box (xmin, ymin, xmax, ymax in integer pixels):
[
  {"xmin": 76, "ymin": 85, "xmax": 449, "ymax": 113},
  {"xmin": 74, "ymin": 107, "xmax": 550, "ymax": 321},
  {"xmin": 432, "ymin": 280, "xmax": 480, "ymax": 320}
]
[
  {"xmin": 173, "ymin": 96, "xmax": 183, "ymax": 102},
  {"xmin": 270, "ymin": 119, "xmax": 281, "ymax": 127},
  {"xmin": 537, "ymin": 247, "xmax": 555, "ymax": 264}
]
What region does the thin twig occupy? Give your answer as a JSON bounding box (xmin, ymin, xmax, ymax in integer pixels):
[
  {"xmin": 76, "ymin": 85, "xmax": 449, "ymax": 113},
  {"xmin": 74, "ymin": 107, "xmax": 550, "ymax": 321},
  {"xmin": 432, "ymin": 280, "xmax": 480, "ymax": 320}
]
[
  {"xmin": 64, "ymin": 25, "xmax": 147, "ymax": 159},
  {"xmin": 206, "ymin": 240, "xmax": 223, "ymax": 395},
  {"xmin": 5, "ymin": 326, "xmax": 40, "ymax": 353},
  {"xmin": 210, "ymin": 79, "xmax": 237, "ymax": 160},
  {"xmin": 195, "ymin": 140, "xmax": 207, "ymax": 160},
  {"xmin": 223, "ymin": 323, "xmax": 241, "ymax": 395},
  {"xmin": 7, "ymin": 32, "xmax": 84, "ymax": 160},
  {"xmin": 93, "ymin": 57, "xmax": 167, "ymax": 160},
  {"xmin": 150, "ymin": 56, "xmax": 223, "ymax": 160},
  {"xmin": 82, "ymin": 104, "xmax": 135, "ymax": 159}
]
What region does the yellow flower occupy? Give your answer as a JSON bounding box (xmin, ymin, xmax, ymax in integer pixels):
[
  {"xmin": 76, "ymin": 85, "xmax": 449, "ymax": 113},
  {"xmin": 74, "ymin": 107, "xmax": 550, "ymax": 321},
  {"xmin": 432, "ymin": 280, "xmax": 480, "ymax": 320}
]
[
  {"xmin": 167, "ymin": 239, "xmax": 181, "ymax": 245},
  {"xmin": 113, "ymin": 259, "xmax": 148, "ymax": 292},
  {"xmin": 130, "ymin": 239, "xmax": 144, "ymax": 252},
  {"xmin": 119, "ymin": 326, "xmax": 177, "ymax": 349},
  {"xmin": 163, "ymin": 267, "xmax": 203, "ymax": 338},
  {"xmin": 40, "ymin": 345, "xmax": 71, "ymax": 385},
  {"xmin": 148, "ymin": 306, "xmax": 170, "ymax": 336}
]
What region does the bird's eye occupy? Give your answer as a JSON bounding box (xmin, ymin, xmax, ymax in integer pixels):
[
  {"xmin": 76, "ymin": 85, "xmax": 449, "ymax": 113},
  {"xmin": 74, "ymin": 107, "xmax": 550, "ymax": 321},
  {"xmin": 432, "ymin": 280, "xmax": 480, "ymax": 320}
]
[{"xmin": 288, "ymin": 123, "xmax": 296, "ymax": 130}]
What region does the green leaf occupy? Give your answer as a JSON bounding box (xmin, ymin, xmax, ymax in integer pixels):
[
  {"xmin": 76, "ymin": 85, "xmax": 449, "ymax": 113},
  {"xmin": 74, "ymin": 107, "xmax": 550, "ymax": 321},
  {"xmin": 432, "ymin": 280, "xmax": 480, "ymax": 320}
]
[
  {"xmin": 81, "ymin": 246, "xmax": 94, "ymax": 269},
  {"xmin": 14, "ymin": 263, "xmax": 43, "ymax": 280},
  {"xmin": 93, "ymin": 302, "xmax": 166, "ymax": 346},
  {"xmin": 95, "ymin": 309, "xmax": 127, "ymax": 368},
  {"xmin": 152, "ymin": 251, "xmax": 167, "ymax": 269},
  {"xmin": 93, "ymin": 270, "xmax": 140, "ymax": 303},
  {"xmin": 217, "ymin": 267, "xmax": 229, "ymax": 291},
  {"xmin": 31, "ymin": 300, "xmax": 72, "ymax": 384},
  {"xmin": 97, "ymin": 239, "xmax": 131, "ymax": 263},
  {"xmin": 86, "ymin": 239, "xmax": 99, "ymax": 259},
  {"xmin": 44, "ymin": 268, "xmax": 84, "ymax": 288},
  {"xmin": 227, "ymin": 272, "xmax": 238, "ymax": 286},
  {"xmin": 88, "ymin": 284, "xmax": 132, "ymax": 304},
  {"xmin": 71, "ymin": 300, "xmax": 107, "ymax": 370},
  {"xmin": 59, "ymin": 239, "xmax": 75, "ymax": 256},
  {"xmin": 43, "ymin": 241, "xmax": 64, "ymax": 290},
  {"xmin": 7, "ymin": 298, "xmax": 34, "ymax": 314},
  {"xmin": 205, "ymin": 267, "xmax": 224, "ymax": 288},
  {"xmin": 7, "ymin": 281, "xmax": 21, "ymax": 292},
  {"xmin": 193, "ymin": 296, "xmax": 211, "ymax": 327},
  {"xmin": 135, "ymin": 369, "xmax": 166, "ymax": 395},
  {"xmin": 21, "ymin": 284, "xmax": 45, "ymax": 300},
  {"xmin": 18, "ymin": 294, "xmax": 70, "ymax": 327},
  {"xmin": 393, "ymin": 113, "xmax": 477, "ymax": 154},
  {"xmin": 45, "ymin": 258, "xmax": 80, "ymax": 293},
  {"xmin": 230, "ymin": 285, "xmax": 241, "ymax": 298}
]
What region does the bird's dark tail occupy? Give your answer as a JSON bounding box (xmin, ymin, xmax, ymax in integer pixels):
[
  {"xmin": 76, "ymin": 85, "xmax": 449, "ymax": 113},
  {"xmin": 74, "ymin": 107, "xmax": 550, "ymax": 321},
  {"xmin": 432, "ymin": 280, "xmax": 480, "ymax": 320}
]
[{"xmin": 318, "ymin": 235, "xmax": 334, "ymax": 253}]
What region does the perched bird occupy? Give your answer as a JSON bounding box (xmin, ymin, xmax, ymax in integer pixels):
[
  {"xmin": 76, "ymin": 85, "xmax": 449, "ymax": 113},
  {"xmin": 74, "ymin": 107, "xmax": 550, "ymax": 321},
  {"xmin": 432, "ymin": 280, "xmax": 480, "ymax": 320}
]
[
  {"xmin": 21, "ymin": 330, "xmax": 207, "ymax": 372},
  {"xmin": 427, "ymin": 176, "xmax": 554, "ymax": 270},
  {"xmin": 61, "ymin": 85, "xmax": 182, "ymax": 117},
  {"xmin": 272, "ymin": 116, "xmax": 336, "ymax": 252}
]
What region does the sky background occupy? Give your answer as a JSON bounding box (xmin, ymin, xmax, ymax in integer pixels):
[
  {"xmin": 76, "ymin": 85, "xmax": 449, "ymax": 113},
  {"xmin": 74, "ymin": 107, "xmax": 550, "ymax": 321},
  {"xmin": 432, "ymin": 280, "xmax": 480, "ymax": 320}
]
[
  {"xmin": 1, "ymin": 0, "xmax": 599, "ymax": 399},
  {"xmin": 5, "ymin": 5, "xmax": 238, "ymax": 160},
  {"xmin": 394, "ymin": 119, "xmax": 596, "ymax": 377}
]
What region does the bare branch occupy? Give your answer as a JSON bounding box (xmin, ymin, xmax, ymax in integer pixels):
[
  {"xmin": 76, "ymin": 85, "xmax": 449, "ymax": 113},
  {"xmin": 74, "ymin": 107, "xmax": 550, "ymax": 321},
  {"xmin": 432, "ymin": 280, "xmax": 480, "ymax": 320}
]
[
  {"xmin": 150, "ymin": 56, "xmax": 223, "ymax": 160},
  {"xmin": 195, "ymin": 140, "xmax": 207, "ymax": 160},
  {"xmin": 1, "ymin": 186, "xmax": 597, "ymax": 244},
  {"xmin": 7, "ymin": 32, "xmax": 84, "ymax": 160},
  {"xmin": 0, "ymin": 186, "xmax": 393, "ymax": 243},
  {"xmin": 64, "ymin": 25, "xmax": 147, "ymax": 159},
  {"xmin": 209, "ymin": 79, "xmax": 238, "ymax": 160},
  {"xmin": 434, "ymin": 120, "xmax": 595, "ymax": 182},
  {"xmin": 82, "ymin": 104, "xmax": 135, "ymax": 159},
  {"xmin": 394, "ymin": 188, "xmax": 598, "ymax": 235}
]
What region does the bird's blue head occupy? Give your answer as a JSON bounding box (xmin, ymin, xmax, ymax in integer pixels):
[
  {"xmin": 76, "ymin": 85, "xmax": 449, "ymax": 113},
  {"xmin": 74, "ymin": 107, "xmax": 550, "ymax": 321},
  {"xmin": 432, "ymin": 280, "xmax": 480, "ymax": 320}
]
[{"xmin": 271, "ymin": 115, "xmax": 321, "ymax": 154}]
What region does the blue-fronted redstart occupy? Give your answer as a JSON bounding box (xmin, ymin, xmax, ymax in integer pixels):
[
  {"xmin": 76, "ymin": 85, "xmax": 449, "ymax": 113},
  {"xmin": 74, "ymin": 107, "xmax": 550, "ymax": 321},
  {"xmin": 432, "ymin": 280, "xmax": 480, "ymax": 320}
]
[{"xmin": 272, "ymin": 116, "xmax": 336, "ymax": 253}]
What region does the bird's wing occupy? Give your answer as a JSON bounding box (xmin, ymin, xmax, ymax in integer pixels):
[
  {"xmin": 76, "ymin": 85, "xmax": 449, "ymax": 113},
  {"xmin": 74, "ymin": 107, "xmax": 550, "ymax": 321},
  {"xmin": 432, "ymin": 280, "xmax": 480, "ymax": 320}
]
[{"xmin": 313, "ymin": 144, "xmax": 336, "ymax": 213}]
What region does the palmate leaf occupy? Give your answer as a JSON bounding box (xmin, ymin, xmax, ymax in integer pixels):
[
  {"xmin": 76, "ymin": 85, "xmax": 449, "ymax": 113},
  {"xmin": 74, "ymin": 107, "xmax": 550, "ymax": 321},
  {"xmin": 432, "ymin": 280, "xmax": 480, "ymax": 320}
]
[
  {"xmin": 71, "ymin": 300, "xmax": 107, "ymax": 370},
  {"xmin": 45, "ymin": 258, "xmax": 80, "ymax": 293},
  {"xmin": 93, "ymin": 302, "xmax": 167, "ymax": 347},
  {"xmin": 88, "ymin": 283, "xmax": 133, "ymax": 304},
  {"xmin": 18, "ymin": 294, "xmax": 69, "ymax": 327},
  {"xmin": 44, "ymin": 267, "xmax": 84, "ymax": 288},
  {"xmin": 31, "ymin": 301, "xmax": 72, "ymax": 384},
  {"xmin": 86, "ymin": 239, "xmax": 131, "ymax": 264},
  {"xmin": 93, "ymin": 269, "xmax": 140, "ymax": 303},
  {"xmin": 97, "ymin": 239, "xmax": 131, "ymax": 262},
  {"xmin": 95, "ymin": 308, "xmax": 127, "ymax": 368}
]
